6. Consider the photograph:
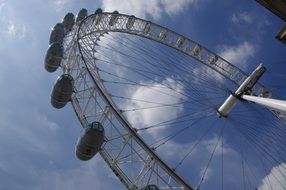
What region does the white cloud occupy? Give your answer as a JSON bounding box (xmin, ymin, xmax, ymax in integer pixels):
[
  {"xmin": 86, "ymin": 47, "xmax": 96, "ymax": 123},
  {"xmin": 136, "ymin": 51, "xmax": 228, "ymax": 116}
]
[
  {"xmin": 101, "ymin": 0, "xmax": 161, "ymax": 20},
  {"xmin": 161, "ymin": 0, "xmax": 197, "ymax": 16},
  {"xmin": 0, "ymin": 109, "xmax": 60, "ymax": 157},
  {"xmin": 199, "ymin": 166, "xmax": 212, "ymax": 183},
  {"xmin": 0, "ymin": 2, "xmax": 28, "ymax": 40},
  {"xmin": 38, "ymin": 157, "xmax": 124, "ymax": 190},
  {"xmin": 157, "ymin": 140, "xmax": 195, "ymax": 160},
  {"xmin": 52, "ymin": 0, "xmax": 73, "ymax": 11},
  {"xmin": 7, "ymin": 23, "xmax": 16, "ymax": 35},
  {"xmin": 96, "ymin": 33, "xmax": 130, "ymax": 78},
  {"xmin": 231, "ymin": 12, "xmax": 254, "ymax": 24},
  {"xmin": 0, "ymin": 1, "xmax": 5, "ymax": 11},
  {"xmin": 7, "ymin": 22, "xmax": 27, "ymax": 39},
  {"xmin": 258, "ymin": 163, "xmax": 286, "ymax": 190},
  {"xmin": 123, "ymin": 77, "xmax": 185, "ymax": 138},
  {"xmin": 219, "ymin": 41, "xmax": 255, "ymax": 68},
  {"xmin": 100, "ymin": 0, "xmax": 197, "ymax": 20},
  {"xmin": 54, "ymin": 0, "xmax": 69, "ymax": 7},
  {"xmin": 204, "ymin": 136, "xmax": 236, "ymax": 157}
]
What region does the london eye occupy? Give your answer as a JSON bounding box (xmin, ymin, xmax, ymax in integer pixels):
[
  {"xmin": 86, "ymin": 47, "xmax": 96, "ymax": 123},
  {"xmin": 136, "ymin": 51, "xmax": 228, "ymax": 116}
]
[{"xmin": 44, "ymin": 8, "xmax": 286, "ymax": 190}]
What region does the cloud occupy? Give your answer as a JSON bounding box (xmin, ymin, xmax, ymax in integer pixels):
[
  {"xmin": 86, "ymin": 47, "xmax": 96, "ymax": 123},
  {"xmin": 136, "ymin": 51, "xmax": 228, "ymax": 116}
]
[
  {"xmin": 160, "ymin": 0, "xmax": 197, "ymax": 16},
  {"xmin": 0, "ymin": 3, "xmax": 28, "ymax": 40},
  {"xmin": 37, "ymin": 158, "xmax": 124, "ymax": 190},
  {"xmin": 100, "ymin": 0, "xmax": 197, "ymax": 20},
  {"xmin": 101, "ymin": 0, "xmax": 161, "ymax": 20},
  {"xmin": 204, "ymin": 136, "xmax": 236, "ymax": 157},
  {"xmin": 199, "ymin": 166, "xmax": 212, "ymax": 183},
  {"xmin": 0, "ymin": 95, "xmax": 123, "ymax": 189},
  {"xmin": 226, "ymin": 10, "xmax": 271, "ymax": 56},
  {"xmin": 219, "ymin": 41, "xmax": 255, "ymax": 68},
  {"xmin": 0, "ymin": 1, "xmax": 5, "ymax": 11},
  {"xmin": 123, "ymin": 77, "xmax": 185, "ymax": 138},
  {"xmin": 258, "ymin": 163, "xmax": 286, "ymax": 190},
  {"xmin": 52, "ymin": 0, "xmax": 75, "ymax": 12},
  {"xmin": 96, "ymin": 33, "xmax": 130, "ymax": 78},
  {"xmin": 231, "ymin": 12, "xmax": 254, "ymax": 24},
  {"xmin": 54, "ymin": 0, "xmax": 69, "ymax": 7},
  {"xmin": 7, "ymin": 22, "xmax": 27, "ymax": 39},
  {"xmin": 0, "ymin": 108, "xmax": 60, "ymax": 158}
]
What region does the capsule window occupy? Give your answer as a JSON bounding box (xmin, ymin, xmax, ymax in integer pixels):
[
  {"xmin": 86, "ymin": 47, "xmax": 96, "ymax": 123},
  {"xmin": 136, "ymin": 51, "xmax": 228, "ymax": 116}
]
[{"xmin": 89, "ymin": 122, "xmax": 104, "ymax": 132}]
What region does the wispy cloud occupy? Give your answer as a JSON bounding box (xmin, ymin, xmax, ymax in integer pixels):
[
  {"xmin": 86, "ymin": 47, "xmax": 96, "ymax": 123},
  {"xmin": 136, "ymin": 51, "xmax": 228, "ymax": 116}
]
[
  {"xmin": 0, "ymin": 3, "xmax": 28, "ymax": 40},
  {"xmin": 54, "ymin": 0, "xmax": 69, "ymax": 7},
  {"xmin": 37, "ymin": 158, "xmax": 124, "ymax": 190},
  {"xmin": 219, "ymin": 41, "xmax": 255, "ymax": 69},
  {"xmin": 160, "ymin": 0, "xmax": 198, "ymax": 16},
  {"xmin": 52, "ymin": 0, "xmax": 74, "ymax": 12},
  {"xmin": 231, "ymin": 12, "xmax": 254, "ymax": 24},
  {"xmin": 7, "ymin": 22, "xmax": 27, "ymax": 39},
  {"xmin": 204, "ymin": 136, "xmax": 236, "ymax": 157},
  {"xmin": 224, "ymin": 9, "xmax": 271, "ymax": 62},
  {"xmin": 199, "ymin": 166, "xmax": 212, "ymax": 183},
  {"xmin": 0, "ymin": 1, "xmax": 5, "ymax": 11},
  {"xmin": 100, "ymin": 0, "xmax": 198, "ymax": 20},
  {"xmin": 101, "ymin": 0, "xmax": 161, "ymax": 20},
  {"xmin": 258, "ymin": 163, "xmax": 286, "ymax": 190}
]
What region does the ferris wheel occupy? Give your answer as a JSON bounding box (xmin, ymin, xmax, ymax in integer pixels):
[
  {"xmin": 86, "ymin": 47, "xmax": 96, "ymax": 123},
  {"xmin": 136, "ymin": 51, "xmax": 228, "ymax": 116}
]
[{"xmin": 45, "ymin": 8, "xmax": 286, "ymax": 190}]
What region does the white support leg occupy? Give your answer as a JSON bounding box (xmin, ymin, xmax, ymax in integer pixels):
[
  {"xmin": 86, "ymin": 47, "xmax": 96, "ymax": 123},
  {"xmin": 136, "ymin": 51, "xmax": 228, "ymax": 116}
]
[{"xmin": 242, "ymin": 95, "xmax": 286, "ymax": 112}]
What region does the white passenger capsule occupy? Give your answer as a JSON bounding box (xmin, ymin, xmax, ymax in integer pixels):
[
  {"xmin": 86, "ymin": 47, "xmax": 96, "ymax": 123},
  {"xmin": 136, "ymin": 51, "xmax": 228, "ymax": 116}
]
[
  {"xmin": 44, "ymin": 42, "xmax": 63, "ymax": 72},
  {"xmin": 62, "ymin": 12, "xmax": 75, "ymax": 32},
  {"xmin": 49, "ymin": 23, "xmax": 65, "ymax": 45},
  {"xmin": 76, "ymin": 8, "xmax": 88, "ymax": 22},
  {"xmin": 51, "ymin": 74, "xmax": 74, "ymax": 109},
  {"xmin": 76, "ymin": 122, "xmax": 105, "ymax": 161}
]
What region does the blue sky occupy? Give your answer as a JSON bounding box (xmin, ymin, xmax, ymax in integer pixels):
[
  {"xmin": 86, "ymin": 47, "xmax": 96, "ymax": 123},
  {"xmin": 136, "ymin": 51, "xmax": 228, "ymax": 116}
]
[{"xmin": 0, "ymin": 0, "xmax": 285, "ymax": 190}]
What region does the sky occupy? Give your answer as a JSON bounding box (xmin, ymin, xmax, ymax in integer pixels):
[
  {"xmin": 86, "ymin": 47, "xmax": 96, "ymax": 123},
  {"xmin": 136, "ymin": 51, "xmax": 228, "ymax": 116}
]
[{"xmin": 0, "ymin": 0, "xmax": 285, "ymax": 190}]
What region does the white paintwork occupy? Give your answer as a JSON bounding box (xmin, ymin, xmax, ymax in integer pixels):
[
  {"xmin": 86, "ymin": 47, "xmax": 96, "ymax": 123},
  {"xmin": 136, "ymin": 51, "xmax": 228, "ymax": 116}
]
[
  {"xmin": 218, "ymin": 64, "xmax": 266, "ymax": 117},
  {"xmin": 242, "ymin": 95, "xmax": 286, "ymax": 112},
  {"xmin": 217, "ymin": 94, "xmax": 238, "ymax": 117}
]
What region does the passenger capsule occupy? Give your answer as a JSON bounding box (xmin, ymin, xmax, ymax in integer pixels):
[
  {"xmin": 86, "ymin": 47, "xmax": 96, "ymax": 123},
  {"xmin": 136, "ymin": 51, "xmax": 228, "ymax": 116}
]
[
  {"xmin": 94, "ymin": 8, "xmax": 103, "ymax": 25},
  {"xmin": 159, "ymin": 30, "xmax": 167, "ymax": 40},
  {"xmin": 193, "ymin": 45, "xmax": 201, "ymax": 56},
  {"xmin": 62, "ymin": 12, "xmax": 75, "ymax": 32},
  {"xmin": 44, "ymin": 42, "xmax": 63, "ymax": 72},
  {"xmin": 76, "ymin": 8, "xmax": 88, "ymax": 22},
  {"xmin": 209, "ymin": 55, "xmax": 218, "ymax": 65},
  {"xmin": 176, "ymin": 37, "xmax": 185, "ymax": 48},
  {"xmin": 49, "ymin": 23, "xmax": 65, "ymax": 45},
  {"xmin": 76, "ymin": 122, "xmax": 105, "ymax": 161},
  {"xmin": 109, "ymin": 11, "xmax": 119, "ymax": 26},
  {"xmin": 126, "ymin": 15, "xmax": 135, "ymax": 29},
  {"xmin": 51, "ymin": 74, "xmax": 74, "ymax": 109},
  {"xmin": 141, "ymin": 185, "xmax": 160, "ymax": 190},
  {"xmin": 95, "ymin": 8, "xmax": 103, "ymax": 14},
  {"xmin": 143, "ymin": 22, "xmax": 151, "ymax": 33}
]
